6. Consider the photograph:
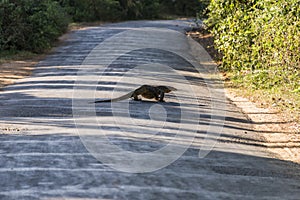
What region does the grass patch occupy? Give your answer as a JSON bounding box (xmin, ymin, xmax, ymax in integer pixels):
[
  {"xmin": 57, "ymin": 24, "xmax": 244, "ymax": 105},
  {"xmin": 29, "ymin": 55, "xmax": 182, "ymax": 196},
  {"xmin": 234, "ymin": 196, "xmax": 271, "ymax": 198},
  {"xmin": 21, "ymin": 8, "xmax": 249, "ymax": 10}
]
[{"xmin": 225, "ymin": 72, "xmax": 300, "ymax": 123}]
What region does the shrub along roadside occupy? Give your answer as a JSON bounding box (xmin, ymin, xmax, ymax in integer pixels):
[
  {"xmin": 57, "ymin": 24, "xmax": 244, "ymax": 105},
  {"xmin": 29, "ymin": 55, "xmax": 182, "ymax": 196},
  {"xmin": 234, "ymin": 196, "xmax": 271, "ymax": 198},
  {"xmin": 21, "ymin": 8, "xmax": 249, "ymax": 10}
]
[
  {"xmin": 205, "ymin": 0, "xmax": 299, "ymax": 121},
  {"xmin": 0, "ymin": 0, "xmax": 70, "ymax": 53}
]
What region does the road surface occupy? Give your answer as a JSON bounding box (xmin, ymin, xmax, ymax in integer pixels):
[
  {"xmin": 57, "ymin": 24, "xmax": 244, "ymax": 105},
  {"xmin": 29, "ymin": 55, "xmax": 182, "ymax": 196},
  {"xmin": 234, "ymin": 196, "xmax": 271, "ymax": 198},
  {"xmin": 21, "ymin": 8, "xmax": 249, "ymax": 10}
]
[{"xmin": 0, "ymin": 20, "xmax": 300, "ymax": 200}]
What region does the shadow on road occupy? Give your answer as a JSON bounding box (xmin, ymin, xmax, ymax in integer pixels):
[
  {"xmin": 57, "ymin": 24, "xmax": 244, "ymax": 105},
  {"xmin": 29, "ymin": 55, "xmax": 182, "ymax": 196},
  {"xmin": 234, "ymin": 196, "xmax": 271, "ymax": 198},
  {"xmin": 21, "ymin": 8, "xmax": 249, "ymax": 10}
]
[{"xmin": 0, "ymin": 133, "xmax": 300, "ymax": 199}]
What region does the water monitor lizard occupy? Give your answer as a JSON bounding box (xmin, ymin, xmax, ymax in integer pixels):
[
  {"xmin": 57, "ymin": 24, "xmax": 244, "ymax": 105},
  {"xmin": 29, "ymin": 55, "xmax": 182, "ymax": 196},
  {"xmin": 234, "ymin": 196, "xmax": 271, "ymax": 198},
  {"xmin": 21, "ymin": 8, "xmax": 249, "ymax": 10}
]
[{"xmin": 94, "ymin": 85, "xmax": 176, "ymax": 103}]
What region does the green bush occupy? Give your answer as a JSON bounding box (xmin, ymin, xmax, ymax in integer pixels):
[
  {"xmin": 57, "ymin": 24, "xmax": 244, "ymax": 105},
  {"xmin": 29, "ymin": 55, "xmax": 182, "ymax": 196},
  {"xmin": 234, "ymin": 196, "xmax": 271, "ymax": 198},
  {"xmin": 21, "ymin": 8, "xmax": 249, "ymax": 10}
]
[
  {"xmin": 58, "ymin": 0, "xmax": 160, "ymax": 21},
  {"xmin": 160, "ymin": 0, "xmax": 210, "ymax": 18},
  {"xmin": 139, "ymin": 0, "xmax": 161, "ymax": 19},
  {"xmin": 206, "ymin": 0, "xmax": 300, "ymax": 91},
  {"xmin": 58, "ymin": 0, "xmax": 122, "ymax": 22},
  {"xmin": 0, "ymin": 0, "xmax": 70, "ymax": 52},
  {"xmin": 117, "ymin": 0, "xmax": 161, "ymax": 20},
  {"xmin": 252, "ymin": 0, "xmax": 300, "ymax": 90}
]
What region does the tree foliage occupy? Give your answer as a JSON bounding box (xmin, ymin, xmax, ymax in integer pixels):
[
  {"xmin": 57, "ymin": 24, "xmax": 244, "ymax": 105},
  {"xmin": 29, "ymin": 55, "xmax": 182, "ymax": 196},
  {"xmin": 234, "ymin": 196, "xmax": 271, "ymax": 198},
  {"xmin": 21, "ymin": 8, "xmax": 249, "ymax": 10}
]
[
  {"xmin": 206, "ymin": 0, "xmax": 300, "ymax": 91},
  {"xmin": 160, "ymin": 0, "xmax": 210, "ymax": 17},
  {"xmin": 0, "ymin": 0, "xmax": 209, "ymax": 53},
  {"xmin": 0, "ymin": 0, "xmax": 70, "ymax": 52},
  {"xmin": 57, "ymin": 0, "xmax": 123, "ymax": 21}
]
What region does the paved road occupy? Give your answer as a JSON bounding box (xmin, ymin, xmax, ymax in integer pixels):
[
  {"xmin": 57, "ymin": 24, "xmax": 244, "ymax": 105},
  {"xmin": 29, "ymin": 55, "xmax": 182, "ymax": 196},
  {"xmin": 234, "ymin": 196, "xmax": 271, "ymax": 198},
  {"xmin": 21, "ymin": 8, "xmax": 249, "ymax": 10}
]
[{"xmin": 0, "ymin": 20, "xmax": 300, "ymax": 200}]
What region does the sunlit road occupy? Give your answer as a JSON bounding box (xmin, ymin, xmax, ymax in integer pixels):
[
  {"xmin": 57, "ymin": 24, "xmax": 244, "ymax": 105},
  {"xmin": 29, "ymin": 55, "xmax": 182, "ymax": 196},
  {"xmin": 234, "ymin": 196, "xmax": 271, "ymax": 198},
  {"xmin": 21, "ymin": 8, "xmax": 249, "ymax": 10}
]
[{"xmin": 0, "ymin": 20, "xmax": 300, "ymax": 200}]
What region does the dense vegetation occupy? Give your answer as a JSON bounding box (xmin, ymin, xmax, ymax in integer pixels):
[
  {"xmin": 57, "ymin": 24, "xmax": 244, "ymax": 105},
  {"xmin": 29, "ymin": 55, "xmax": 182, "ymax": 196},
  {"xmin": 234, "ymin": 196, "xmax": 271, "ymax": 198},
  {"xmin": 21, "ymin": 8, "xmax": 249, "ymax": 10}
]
[
  {"xmin": 0, "ymin": 0, "xmax": 208, "ymax": 53},
  {"xmin": 57, "ymin": 0, "xmax": 209, "ymax": 21},
  {"xmin": 206, "ymin": 0, "xmax": 300, "ymax": 94},
  {"xmin": 0, "ymin": 0, "xmax": 70, "ymax": 52}
]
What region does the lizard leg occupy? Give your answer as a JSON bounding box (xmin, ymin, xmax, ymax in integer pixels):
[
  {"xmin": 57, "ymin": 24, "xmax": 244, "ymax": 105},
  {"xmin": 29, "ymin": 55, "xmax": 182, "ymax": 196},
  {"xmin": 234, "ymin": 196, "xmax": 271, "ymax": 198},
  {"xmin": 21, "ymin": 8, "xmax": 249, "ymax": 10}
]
[
  {"xmin": 133, "ymin": 93, "xmax": 141, "ymax": 101},
  {"xmin": 159, "ymin": 92, "xmax": 165, "ymax": 102}
]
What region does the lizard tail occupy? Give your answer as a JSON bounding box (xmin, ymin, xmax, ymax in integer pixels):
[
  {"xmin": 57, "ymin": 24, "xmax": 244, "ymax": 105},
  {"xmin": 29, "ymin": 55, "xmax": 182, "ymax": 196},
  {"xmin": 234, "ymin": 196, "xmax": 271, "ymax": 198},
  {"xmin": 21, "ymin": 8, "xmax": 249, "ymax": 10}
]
[{"xmin": 94, "ymin": 91, "xmax": 134, "ymax": 103}]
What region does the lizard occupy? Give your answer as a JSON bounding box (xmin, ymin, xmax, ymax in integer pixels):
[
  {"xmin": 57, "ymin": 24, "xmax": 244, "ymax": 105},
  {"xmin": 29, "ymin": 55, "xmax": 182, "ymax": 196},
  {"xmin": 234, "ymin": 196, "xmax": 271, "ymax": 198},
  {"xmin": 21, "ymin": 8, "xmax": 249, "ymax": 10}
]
[{"xmin": 94, "ymin": 85, "xmax": 176, "ymax": 103}]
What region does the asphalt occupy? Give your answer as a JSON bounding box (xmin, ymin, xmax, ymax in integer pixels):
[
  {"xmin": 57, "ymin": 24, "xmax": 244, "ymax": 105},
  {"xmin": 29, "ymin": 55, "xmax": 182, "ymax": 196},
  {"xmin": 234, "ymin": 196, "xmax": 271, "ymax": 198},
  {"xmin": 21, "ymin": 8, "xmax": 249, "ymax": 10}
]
[{"xmin": 0, "ymin": 20, "xmax": 300, "ymax": 200}]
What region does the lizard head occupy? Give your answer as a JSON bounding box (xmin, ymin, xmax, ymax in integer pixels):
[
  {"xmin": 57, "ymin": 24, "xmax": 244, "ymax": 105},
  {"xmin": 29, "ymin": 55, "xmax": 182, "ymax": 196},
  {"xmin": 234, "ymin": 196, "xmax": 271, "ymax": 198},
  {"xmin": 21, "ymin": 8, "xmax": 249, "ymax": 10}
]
[
  {"xmin": 158, "ymin": 86, "xmax": 177, "ymax": 93},
  {"xmin": 166, "ymin": 86, "xmax": 177, "ymax": 92}
]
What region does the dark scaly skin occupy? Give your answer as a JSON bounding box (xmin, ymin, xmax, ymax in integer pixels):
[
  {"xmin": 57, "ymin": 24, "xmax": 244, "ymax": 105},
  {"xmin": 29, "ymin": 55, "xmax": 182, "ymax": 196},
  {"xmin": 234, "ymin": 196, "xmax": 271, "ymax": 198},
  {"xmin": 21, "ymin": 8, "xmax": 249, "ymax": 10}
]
[{"xmin": 94, "ymin": 85, "xmax": 176, "ymax": 103}]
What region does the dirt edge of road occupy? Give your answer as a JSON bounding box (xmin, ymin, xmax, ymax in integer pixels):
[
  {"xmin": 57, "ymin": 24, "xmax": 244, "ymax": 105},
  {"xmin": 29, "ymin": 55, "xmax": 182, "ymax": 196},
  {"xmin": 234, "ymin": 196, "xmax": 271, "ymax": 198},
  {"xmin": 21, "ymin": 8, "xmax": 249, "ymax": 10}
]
[
  {"xmin": 0, "ymin": 60, "xmax": 36, "ymax": 89},
  {"xmin": 226, "ymin": 91, "xmax": 300, "ymax": 163}
]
